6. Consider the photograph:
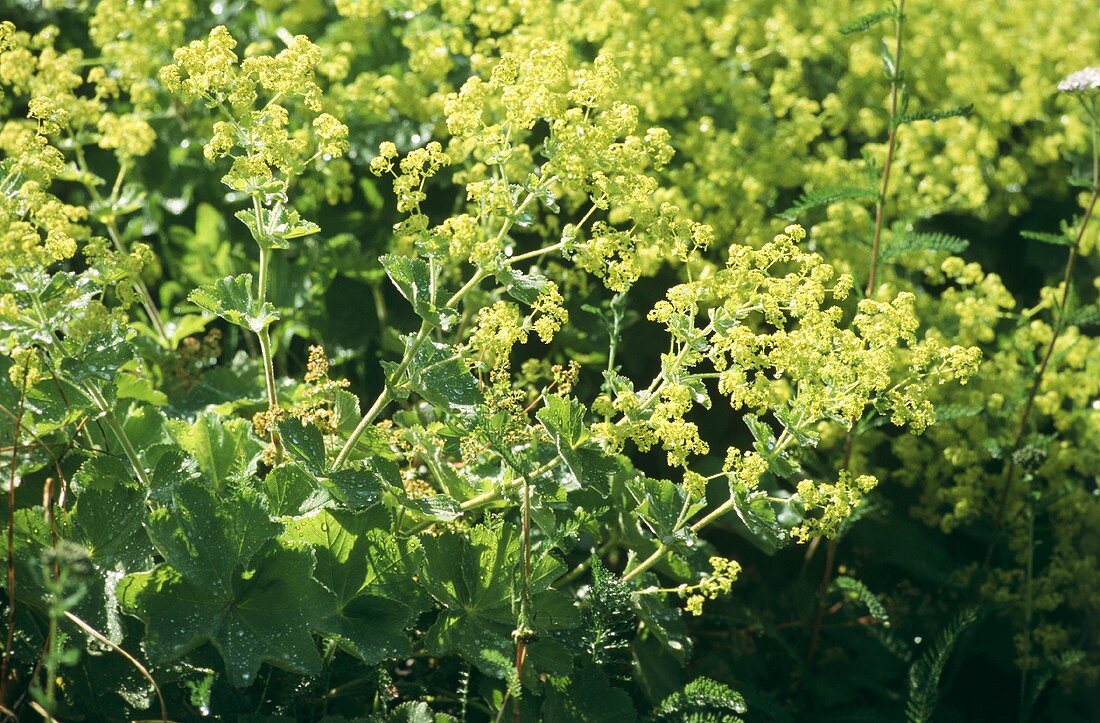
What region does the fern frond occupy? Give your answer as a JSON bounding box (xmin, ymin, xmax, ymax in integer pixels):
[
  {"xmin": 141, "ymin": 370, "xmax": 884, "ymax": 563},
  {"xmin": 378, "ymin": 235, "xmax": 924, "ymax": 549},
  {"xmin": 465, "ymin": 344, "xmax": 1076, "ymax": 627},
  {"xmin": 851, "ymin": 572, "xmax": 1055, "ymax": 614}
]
[
  {"xmin": 934, "ymin": 404, "xmax": 984, "ymax": 422},
  {"xmin": 866, "ymin": 625, "xmax": 914, "ymax": 664},
  {"xmin": 1066, "ymin": 304, "xmax": 1100, "ymax": 328},
  {"xmin": 893, "ymin": 104, "xmax": 973, "ymax": 126},
  {"xmin": 778, "ymin": 186, "xmax": 877, "ymax": 221},
  {"xmin": 1021, "ymin": 229, "xmax": 1074, "ymax": 246},
  {"xmin": 905, "ymin": 608, "xmax": 978, "ymax": 723},
  {"xmin": 832, "ymin": 576, "xmax": 890, "ymax": 626},
  {"xmin": 653, "ymin": 677, "xmax": 748, "ymax": 723},
  {"xmin": 881, "ymin": 232, "xmax": 969, "ymax": 260},
  {"xmin": 1024, "ymin": 649, "xmax": 1084, "ymax": 713},
  {"xmin": 840, "ymin": 10, "xmax": 896, "ymax": 35}
]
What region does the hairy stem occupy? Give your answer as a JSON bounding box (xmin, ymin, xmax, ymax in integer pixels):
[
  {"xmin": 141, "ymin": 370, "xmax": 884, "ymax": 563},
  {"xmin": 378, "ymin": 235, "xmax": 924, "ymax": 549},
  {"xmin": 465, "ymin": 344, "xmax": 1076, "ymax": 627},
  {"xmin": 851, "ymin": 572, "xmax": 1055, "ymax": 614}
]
[
  {"xmin": 806, "ymin": 2, "xmax": 906, "ymax": 664},
  {"xmin": 333, "ymin": 321, "xmax": 431, "ymax": 469}
]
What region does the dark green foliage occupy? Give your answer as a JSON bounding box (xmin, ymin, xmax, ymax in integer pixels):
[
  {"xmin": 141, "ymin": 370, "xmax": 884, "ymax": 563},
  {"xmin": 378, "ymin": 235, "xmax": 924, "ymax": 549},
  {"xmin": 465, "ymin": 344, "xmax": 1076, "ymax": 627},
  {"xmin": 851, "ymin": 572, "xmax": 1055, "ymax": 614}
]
[
  {"xmin": 651, "ymin": 678, "xmax": 747, "ymax": 723},
  {"xmin": 905, "ymin": 609, "xmax": 978, "ymax": 723},
  {"xmin": 585, "ymin": 558, "xmax": 635, "ymax": 672}
]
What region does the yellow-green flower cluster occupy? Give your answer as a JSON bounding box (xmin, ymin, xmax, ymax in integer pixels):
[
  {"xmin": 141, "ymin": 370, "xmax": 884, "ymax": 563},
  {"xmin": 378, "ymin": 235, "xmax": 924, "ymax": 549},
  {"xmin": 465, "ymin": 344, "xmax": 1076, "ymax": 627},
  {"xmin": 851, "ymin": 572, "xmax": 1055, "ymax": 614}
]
[
  {"xmin": 434, "ymin": 43, "xmax": 708, "ymax": 290},
  {"xmin": 89, "ymin": 0, "xmax": 194, "ymax": 102},
  {"xmin": 370, "ymin": 141, "xmax": 450, "ymax": 215},
  {"xmin": 97, "ymin": 113, "xmax": 157, "ymax": 158},
  {"xmin": 793, "ymin": 471, "xmax": 878, "ymax": 542},
  {"xmin": 161, "ymin": 26, "xmax": 349, "ymax": 199},
  {"xmin": 682, "ymin": 556, "xmax": 743, "ymax": 616}
]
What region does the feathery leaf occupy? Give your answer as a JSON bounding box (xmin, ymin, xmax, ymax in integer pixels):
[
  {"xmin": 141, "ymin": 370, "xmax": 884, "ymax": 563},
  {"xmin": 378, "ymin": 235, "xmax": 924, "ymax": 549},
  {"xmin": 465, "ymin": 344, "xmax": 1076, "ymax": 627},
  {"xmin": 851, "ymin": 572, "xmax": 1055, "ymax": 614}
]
[
  {"xmin": 778, "ymin": 186, "xmax": 877, "ymax": 221},
  {"xmin": 906, "ymin": 608, "xmax": 978, "ymax": 723},
  {"xmin": 881, "ymin": 232, "xmax": 969, "ymax": 260}
]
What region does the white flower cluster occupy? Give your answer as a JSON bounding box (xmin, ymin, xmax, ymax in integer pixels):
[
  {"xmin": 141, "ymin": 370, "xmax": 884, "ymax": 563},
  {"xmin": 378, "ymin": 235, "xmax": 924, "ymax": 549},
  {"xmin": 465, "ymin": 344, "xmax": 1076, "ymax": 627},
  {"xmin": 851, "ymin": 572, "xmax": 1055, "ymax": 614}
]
[{"xmin": 1058, "ymin": 66, "xmax": 1100, "ymax": 93}]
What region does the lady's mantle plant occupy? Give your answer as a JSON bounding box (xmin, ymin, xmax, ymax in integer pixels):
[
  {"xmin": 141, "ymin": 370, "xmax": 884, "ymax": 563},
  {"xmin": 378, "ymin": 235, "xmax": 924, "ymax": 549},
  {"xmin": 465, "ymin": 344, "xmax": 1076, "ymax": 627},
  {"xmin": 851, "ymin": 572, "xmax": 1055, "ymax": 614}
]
[{"xmin": 0, "ymin": 3, "xmax": 1096, "ymax": 721}]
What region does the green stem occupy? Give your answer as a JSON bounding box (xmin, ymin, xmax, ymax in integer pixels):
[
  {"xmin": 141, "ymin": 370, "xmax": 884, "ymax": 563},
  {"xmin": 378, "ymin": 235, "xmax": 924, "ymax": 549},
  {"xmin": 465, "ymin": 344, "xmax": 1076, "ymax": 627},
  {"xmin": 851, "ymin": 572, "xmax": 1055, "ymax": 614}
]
[
  {"xmin": 986, "ymin": 182, "xmax": 1099, "ymax": 554},
  {"xmin": 90, "ymin": 389, "xmax": 151, "ymax": 484},
  {"xmin": 256, "ymin": 245, "xmax": 284, "ymax": 458},
  {"xmin": 513, "ymin": 466, "xmax": 533, "ymax": 723},
  {"xmin": 508, "ymin": 241, "xmax": 563, "ymax": 265},
  {"xmin": 866, "ymin": 0, "xmax": 906, "ymax": 297},
  {"xmin": 335, "ymin": 182, "xmax": 562, "ymax": 469},
  {"xmin": 621, "ymin": 543, "xmax": 666, "ymax": 583},
  {"xmin": 333, "ymin": 321, "xmax": 430, "ymax": 469}
]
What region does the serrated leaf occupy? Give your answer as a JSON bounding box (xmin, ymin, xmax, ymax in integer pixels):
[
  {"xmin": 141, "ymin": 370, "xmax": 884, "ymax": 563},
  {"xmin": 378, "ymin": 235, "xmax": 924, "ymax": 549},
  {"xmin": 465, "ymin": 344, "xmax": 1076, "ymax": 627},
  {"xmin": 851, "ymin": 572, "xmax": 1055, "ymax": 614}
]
[
  {"xmin": 586, "ymin": 558, "xmax": 635, "ymax": 673},
  {"xmin": 394, "ymin": 492, "xmax": 463, "ymax": 522},
  {"xmin": 283, "ymin": 508, "xmax": 423, "ymax": 663},
  {"xmin": 833, "ymin": 575, "xmax": 890, "ymax": 626},
  {"xmin": 743, "ymin": 413, "xmax": 796, "ymax": 478},
  {"xmin": 632, "ymin": 577, "xmax": 693, "ymax": 664},
  {"xmin": 148, "ymin": 449, "xmax": 198, "ymax": 505},
  {"xmin": 115, "ymin": 371, "xmax": 168, "ymax": 406},
  {"xmin": 188, "ymin": 274, "xmax": 279, "ymax": 333},
  {"xmin": 167, "ymin": 412, "xmax": 261, "ymax": 492},
  {"xmin": 934, "ymin": 404, "xmax": 984, "ymax": 422},
  {"xmin": 730, "ymin": 488, "xmax": 790, "ymax": 555},
  {"xmin": 906, "ymin": 609, "xmax": 978, "ymax": 722},
  {"xmin": 381, "ymin": 254, "xmax": 455, "ymax": 328},
  {"xmin": 1066, "ymin": 304, "xmax": 1100, "ymax": 328},
  {"xmin": 118, "ymin": 480, "xmax": 333, "ymax": 685},
  {"xmin": 65, "ymin": 480, "xmax": 149, "ymax": 575},
  {"xmin": 278, "ymin": 417, "xmax": 327, "ymax": 473},
  {"xmin": 60, "ymin": 331, "xmax": 134, "ymax": 391},
  {"xmin": 653, "ymin": 677, "xmax": 747, "ymax": 722},
  {"xmin": 404, "ymin": 339, "xmax": 481, "ymax": 413},
  {"xmin": 118, "ymin": 545, "xmax": 332, "ymax": 686},
  {"xmin": 630, "ymin": 476, "xmax": 703, "ymax": 545},
  {"xmin": 61, "ymin": 472, "xmax": 154, "ymax": 639},
  {"xmin": 234, "ymin": 206, "xmax": 319, "ymax": 249},
  {"xmin": 389, "ymin": 701, "xmax": 459, "ymax": 723},
  {"xmin": 419, "ymin": 524, "xmax": 574, "ymax": 678},
  {"xmin": 496, "ymin": 266, "xmax": 549, "ymax": 306},
  {"xmin": 543, "ymin": 662, "xmax": 637, "ymax": 723},
  {"xmin": 323, "ymin": 458, "xmax": 399, "ymax": 508},
  {"xmin": 262, "ymin": 462, "xmax": 329, "ymax": 516},
  {"xmin": 538, "ymin": 396, "xmax": 623, "ymax": 496},
  {"xmin": 145, "ymin": 479, "xmax": 279, "ymax": 595}
]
